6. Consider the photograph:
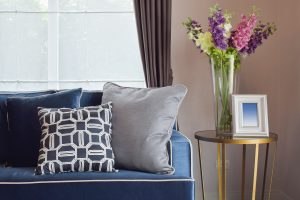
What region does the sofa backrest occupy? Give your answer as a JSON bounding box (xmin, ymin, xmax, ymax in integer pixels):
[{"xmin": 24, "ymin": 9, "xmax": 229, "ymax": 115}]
[
  {"xmin": 80, "ymin": 91, "xmax": 103, "ymax": 107},
  {"xmin": 0, "ymin": 90, "xmax": 103, "ymax": 164}
]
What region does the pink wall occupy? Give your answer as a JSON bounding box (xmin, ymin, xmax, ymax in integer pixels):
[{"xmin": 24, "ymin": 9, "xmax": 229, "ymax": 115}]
[{"xmin": 172, "ymin": 0, "xmax": 299, "ymax": 199}]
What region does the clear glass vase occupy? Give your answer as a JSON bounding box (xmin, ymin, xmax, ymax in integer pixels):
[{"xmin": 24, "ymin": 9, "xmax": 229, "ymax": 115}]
[{"xmin": 210, "ymin": 54, "xmax": 237, "ymax": 134}]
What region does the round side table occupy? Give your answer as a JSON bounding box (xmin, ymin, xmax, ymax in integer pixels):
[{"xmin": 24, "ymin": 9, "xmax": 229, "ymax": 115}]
[{"xmin": 194, "ymin": 130, "xmax": 278, "ymax": 200}]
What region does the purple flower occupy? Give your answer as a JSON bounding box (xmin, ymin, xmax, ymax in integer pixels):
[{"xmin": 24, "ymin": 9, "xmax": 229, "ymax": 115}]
[
  {"xmin": 240, "ymin": 22, "xmax": 276, "ymax": 55},
  {"xmin": 208, "ymin": 8, "xmax": 228, "ymax": 50}
]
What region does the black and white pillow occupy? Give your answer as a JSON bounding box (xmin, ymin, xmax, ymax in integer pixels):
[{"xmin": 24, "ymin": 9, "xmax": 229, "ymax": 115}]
[{"xmin": 35, "ymin": 102, "xmax": 115, "ymax": 175}]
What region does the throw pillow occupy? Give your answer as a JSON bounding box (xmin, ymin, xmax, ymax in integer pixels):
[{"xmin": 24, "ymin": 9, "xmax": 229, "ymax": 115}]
[
  {"xmin": 35, "ymin": 103, "xmax": 115, "ymax": 175},
  {"xmin": 0, "ymin": 90, "xmax": 56, "ymax": 164},
  {"xmin": 7, "ymin": 88, "xmax": 82, "ymax": 167},
  {"xmin": 102, "ymin": 82, "xmax": 187, "ymax": 174}
]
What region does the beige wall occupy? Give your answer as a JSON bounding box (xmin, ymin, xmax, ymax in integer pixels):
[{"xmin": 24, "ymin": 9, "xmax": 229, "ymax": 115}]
[
  {"xmin": 276, "ymin": 0, "xmax": 300, "ymax": 199},
  {"xmin": 172, "ymin": 0, "xmax": 299, "ymax": 199}
]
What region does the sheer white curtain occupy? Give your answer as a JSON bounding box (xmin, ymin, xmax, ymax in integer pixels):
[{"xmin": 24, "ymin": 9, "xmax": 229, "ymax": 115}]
[{"xmin": 0, "ymin": 0, "xmax": 145, "ymax": 91}]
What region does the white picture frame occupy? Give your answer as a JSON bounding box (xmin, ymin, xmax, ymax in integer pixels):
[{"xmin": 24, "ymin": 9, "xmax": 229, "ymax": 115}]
[{"xmin": 232, "ymin": 95, "xmax": 269, "ymax": 137}]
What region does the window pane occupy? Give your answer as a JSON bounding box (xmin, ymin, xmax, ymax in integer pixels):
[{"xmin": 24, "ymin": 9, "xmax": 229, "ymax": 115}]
[
  {"xmin": 0, "ymin": 13, "xmax": 48, "ymax": 83},
  {"xmin": 0, "ymin": 0, "xmax": 48, "ymax": 11},
  {"xmin": 86, "ymin": 0, "xmax": 134, "ymax": 12},
  {"xmin": 0, "ymin": 0, "xmax": 14, "ymax": 11},
  {"xmin": 16, "ymin": 0, "xmax": 48, "ymax": 11},
  {"xmin": 0, "ymin": 13, "xmax": 18, "ymax": 80},
  {"xmin": 85, "ymin": 13, "xmax": 143, "ymax": 80},
  {"xmin": 59, "ymin": 0, "xmax": 134, "ymax": 12},
  {"xmin": 59, "ymin": 13, "xmax": 86, "ymax": 80},
  {"xmin": 59, "ymin": 12, "xmax": 144, "ymax": 86},
  {"xmin": 59, "ymin": 0, "xmax": 85, "ymax": 11},
  {"xmin": 16, "ymin": 13, "xmax": 48, "ymax": 80}
]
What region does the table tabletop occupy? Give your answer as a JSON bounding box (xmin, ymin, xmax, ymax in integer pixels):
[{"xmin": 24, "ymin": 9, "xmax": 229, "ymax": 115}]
[{"xmin": 194, "ymin": 130, "xmax": 278, "ymax": 144}]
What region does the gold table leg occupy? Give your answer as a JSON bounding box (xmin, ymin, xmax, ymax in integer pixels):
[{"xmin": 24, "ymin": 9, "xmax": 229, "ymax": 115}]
[
  {"xmin": 217, "ymin": 144, "xmax": 222, "ymax": 200},
  {"xmin": 222, "ymin": 144, "xmax": 226, "ymax": 200},
  {"xmin": 197, "ymin": 140, "xmax": 205, "ymax": 200},
  {"xmin": 242, "ymin": 144, "xmax": 246, "ymax": 200},
  {"xmin": 268, "ymin": 142, "xmax": 277, "ymax": 200},
  {"xmin": 252, "ymin": 144, "xmax": 260, "ymax": 200},
  {"xmin": 262, "ymin": 144, "xmax": 270, "ymax": 200}
]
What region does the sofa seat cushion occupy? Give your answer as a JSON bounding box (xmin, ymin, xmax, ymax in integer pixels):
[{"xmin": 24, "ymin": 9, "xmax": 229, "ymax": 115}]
[
  {"xmin": 0, "ymin": 167, "xmax": 192, "ymax": 183},
  {"xmin": 0, "ymin": 167, "xmax": 194, "ymax": 200}
]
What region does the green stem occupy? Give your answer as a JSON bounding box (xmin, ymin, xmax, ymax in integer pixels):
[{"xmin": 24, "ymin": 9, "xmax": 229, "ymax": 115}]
[{"xmin": 213, "ymin": 52, "xmax": 234, "ymax": 133}]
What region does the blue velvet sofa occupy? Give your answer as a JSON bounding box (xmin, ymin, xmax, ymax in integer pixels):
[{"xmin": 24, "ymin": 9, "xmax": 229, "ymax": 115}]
[{"xmin": 0, "ymin": 91, "xmax": 194, "ymax": 200}]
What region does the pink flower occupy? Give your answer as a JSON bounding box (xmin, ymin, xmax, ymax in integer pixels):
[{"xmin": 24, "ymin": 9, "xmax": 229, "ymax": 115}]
[{"xmin": 231, "ymin": 14, "xmax": 257, "ymax": 50}]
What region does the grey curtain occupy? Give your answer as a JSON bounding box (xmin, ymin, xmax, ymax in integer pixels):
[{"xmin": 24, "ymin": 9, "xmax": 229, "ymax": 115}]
[{"xmin": 133, "ymin": 0, "xmax": 173, "ymax": 87}]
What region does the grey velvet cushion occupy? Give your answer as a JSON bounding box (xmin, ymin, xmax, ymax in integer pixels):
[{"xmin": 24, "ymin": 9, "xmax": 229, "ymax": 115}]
[{"xmin": 102, "ymin": 82, "xmax": 187, "ymax": 174}]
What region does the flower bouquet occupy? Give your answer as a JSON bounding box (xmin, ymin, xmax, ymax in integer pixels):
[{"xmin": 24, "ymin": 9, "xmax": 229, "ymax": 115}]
[{"xmin": 183, "ymin": 5, "xmax": 276, "ymax": 134}]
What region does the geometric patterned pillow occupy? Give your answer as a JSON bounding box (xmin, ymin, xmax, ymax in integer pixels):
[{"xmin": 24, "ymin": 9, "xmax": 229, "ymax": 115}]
[{"xmin": 35, "ymin": 102, "xmax": 115, "ymax": 175}]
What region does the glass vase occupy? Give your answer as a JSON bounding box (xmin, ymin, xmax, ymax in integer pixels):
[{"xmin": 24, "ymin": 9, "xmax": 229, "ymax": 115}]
[{"xmin": 210, "ymin": 54, "xmax": 237, "ymax": 134}]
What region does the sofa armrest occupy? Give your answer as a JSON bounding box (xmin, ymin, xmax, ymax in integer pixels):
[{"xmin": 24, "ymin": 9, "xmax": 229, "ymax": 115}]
[{"xmin": 171, "ymin": 130, "xmax": 193, "ymax": 178}]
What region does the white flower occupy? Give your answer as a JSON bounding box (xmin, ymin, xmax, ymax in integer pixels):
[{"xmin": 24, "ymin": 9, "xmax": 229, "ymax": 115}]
[
  {"xmin": 195, "ymin": 32, "xmax": 214, "ymax": 55},
  {"xmin": 224, "ymin": 23, "xmax": 232, "ymax": 32},
  {"xmin": 224, "ymin": 23, "xmax": 232, "ymax": 38},
  {"xmin": 188, "ymin": 32, "xmax": 194, "ymax": 40}
]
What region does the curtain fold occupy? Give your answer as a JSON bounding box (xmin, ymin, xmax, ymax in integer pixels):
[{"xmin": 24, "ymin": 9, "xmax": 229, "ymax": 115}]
[{"xmin": 133, "ymin": 0, "xmax": 173, "ymax": 87}]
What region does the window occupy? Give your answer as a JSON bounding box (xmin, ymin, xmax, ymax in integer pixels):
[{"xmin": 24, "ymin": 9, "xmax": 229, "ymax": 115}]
[{"xmin": 0, "ymin": 0, "xmax": 145, "ymax": 91}]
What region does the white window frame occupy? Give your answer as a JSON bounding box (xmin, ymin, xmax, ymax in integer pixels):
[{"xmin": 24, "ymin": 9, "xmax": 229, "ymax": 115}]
[{"xmin": 48, "ymin": 0, "xmax": 59, "ymax": 90}]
